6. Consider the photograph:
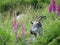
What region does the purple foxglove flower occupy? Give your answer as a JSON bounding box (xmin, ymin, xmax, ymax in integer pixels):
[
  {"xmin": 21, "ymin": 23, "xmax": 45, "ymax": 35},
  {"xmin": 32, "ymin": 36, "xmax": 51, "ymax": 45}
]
[
  {"xmin": 20, "ymin": 18, "xmax": 25, "ymax": 38},
  {"xmin": 14, "ymin": 15, "xmax": 18, "ymax": 41},
  {"xmin": 52, "ymin": 0, "xmax": 56, "ymax": 12},
  {"xmin": 14, "ymin": 16, "xmax": 17, "ymax": 32},
  {"xmin": 22, "ymin": 24, "xmax": 25, "ymax": 38},
  {"xmin": 48, "ymin": 4, "xmax": 52, "ymax": 12},
  {"xmin": 57, "ymin": 4, "xmax": 60, "ymax": 15},
  {"xmin": 48, "ymin": 0, "xmax": 56, "ymax": 12}
]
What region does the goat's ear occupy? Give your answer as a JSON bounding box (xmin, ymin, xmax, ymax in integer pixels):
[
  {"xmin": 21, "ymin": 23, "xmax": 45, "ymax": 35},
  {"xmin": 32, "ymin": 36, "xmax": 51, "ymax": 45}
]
[{"xmin": 30, "ymin": 21, "xmax": 33, "ymax": 24}]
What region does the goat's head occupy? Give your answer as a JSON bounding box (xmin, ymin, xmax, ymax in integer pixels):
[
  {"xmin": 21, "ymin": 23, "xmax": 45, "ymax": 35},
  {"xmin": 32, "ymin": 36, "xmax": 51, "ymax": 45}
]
[
  {"xmin": 30, "ymin": 16, "xmax": 46, "ymax": 37},
  {"xmin": 30, "ymin": 21, "xmax": 42, "ymax": 37}
]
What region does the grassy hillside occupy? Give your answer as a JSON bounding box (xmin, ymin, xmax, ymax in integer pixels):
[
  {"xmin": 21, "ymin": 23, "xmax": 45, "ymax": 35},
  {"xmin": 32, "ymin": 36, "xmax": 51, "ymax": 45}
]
[{"xmin": 0, "ymin": 0, "xmax": 60, "ymax": 45}]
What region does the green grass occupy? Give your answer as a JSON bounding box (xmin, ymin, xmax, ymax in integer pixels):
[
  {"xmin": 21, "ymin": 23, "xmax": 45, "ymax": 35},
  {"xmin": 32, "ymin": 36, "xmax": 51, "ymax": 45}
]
[
  {"xmin": 0, "ymin": 6, "xmax": 60, "ymax": 45},
  {"xmin": 0, "ymin": 0, "xmax": 60, "ymax": 45}
]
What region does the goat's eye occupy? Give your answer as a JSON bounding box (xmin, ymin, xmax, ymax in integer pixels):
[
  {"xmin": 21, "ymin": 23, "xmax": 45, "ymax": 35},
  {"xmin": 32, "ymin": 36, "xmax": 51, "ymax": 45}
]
[{"xmin": 37, "ymin": 23, "xmax": 42, "ymax": 27}]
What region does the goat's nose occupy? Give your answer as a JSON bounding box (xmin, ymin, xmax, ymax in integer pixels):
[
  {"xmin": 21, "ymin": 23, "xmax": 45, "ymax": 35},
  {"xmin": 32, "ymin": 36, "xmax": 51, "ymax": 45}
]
[
  {"xmin": 30, "ymin": 30, "xmax": 37, "ymax": 37},
  {"xmin": 30, "ymin": 30, "xmax": 36, "ymax": 34}
]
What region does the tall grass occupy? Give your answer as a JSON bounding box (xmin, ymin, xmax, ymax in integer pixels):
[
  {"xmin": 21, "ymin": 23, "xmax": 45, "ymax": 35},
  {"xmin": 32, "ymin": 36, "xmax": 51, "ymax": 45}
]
[{"xmin": 0, "ymin": 0, "xmax": 60, "ymax": 45}]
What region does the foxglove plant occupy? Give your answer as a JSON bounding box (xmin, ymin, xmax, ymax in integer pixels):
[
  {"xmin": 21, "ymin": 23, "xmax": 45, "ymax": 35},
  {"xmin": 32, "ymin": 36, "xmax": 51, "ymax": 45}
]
[
  {"xmin": 48, "ymin": 0, "xmax": 56, "ymax": 12},
  {"xmin": 20, "ymin": 18, "xmax": 25, "ymax": 38},
  {"xmin": 14, "ymin": 15, "xmax": 18, "ymax": 41},
  {"xmin": 49, "ymin": 3, "xmax": 52, "ymax": 12},
  {"xmin": 52, "ymin": 0, "xmax": 56, "ymax": 12}
]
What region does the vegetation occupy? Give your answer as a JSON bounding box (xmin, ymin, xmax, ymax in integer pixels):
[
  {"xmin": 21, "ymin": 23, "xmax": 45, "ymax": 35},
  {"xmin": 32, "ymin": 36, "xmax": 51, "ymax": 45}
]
[{"xmin": 0, "ymin": 0, "xmax": 60, "ymax": 45}]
